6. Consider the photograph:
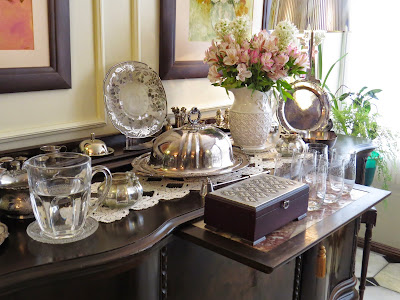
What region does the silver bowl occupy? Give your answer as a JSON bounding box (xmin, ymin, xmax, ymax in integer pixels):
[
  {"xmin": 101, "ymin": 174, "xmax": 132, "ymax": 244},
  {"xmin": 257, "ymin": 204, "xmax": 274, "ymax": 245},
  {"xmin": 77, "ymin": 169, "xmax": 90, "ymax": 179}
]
[
  {"xmin": 132, "ymin": 108, "xmax": 248, "ymax": 178},
  {"xmin": 98, "ymin": 172, "xmax": 143, "ymax": 208},
  {"xmin": 302, "ymin": 131, "xmax": 338, "ymax": 149}
]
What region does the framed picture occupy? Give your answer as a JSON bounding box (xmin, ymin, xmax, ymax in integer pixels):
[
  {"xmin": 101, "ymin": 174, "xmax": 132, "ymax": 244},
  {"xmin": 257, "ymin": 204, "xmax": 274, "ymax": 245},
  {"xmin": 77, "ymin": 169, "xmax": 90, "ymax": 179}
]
[
  {"xmin": 0, "ymin": 0, "xmax": 71, "ymax": 93},
  {"xmin": 159, "ymin": 0, "xmax": 266, "ymax": 80}
]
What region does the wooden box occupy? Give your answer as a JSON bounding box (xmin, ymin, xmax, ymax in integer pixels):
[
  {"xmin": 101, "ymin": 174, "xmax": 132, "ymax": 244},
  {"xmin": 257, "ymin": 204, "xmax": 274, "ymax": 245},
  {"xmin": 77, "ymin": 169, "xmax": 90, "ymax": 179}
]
[{"xmin": 204, "ymin": 174, "xmax": 309, "ymax": 245}]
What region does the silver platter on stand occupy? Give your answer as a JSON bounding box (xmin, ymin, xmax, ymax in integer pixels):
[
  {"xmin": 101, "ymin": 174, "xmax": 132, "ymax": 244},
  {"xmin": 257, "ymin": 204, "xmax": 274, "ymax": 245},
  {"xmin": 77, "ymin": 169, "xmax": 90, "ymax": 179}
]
[
  {"xmin": 131, "ymin": 148, "xmax": 249, "ymax": 178},
  {"xmin": 277, "ymin": 79, "xmax": 330, "ymax": 134}
]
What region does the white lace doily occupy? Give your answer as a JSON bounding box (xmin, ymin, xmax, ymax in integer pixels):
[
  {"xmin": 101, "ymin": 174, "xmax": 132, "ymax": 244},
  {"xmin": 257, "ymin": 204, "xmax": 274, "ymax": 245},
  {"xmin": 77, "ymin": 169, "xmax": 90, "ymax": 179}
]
[{"xmin": 91, "ymin": 149, "xmax": 279, "ymax": 223}]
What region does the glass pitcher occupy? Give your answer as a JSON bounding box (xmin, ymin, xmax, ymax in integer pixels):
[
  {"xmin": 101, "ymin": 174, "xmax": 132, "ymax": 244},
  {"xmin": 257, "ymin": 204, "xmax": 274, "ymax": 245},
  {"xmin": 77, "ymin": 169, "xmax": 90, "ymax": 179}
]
[{"xmin": 23, "ymin": 152, "xmax": 112, "ymax": 241}]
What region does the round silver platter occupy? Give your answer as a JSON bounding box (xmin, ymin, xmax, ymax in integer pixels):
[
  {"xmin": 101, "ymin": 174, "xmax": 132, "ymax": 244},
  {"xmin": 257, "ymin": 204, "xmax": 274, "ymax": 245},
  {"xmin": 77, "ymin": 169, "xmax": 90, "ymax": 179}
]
[
  {"xmin": 131, "ymin": 148, "xmax": 249, "ymax": 178},
  {"xmin": 277, "ymin": 79, "xmax": 330, "ymax": 133}
]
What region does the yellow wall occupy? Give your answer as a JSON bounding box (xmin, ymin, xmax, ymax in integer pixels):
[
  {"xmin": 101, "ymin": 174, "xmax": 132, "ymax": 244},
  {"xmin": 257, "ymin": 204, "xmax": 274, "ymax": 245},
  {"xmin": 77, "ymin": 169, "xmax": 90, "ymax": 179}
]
[{"xmin": 0, "ymin": 0, "xmax": 230, "ymax": 151}]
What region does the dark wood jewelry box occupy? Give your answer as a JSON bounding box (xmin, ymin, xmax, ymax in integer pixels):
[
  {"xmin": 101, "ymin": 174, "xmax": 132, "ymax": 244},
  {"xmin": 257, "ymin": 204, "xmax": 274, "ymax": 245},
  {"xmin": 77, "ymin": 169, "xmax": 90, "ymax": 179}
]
[{"xmin": 204, "ymin": 174, "xmax": 309, "ymax": 245}]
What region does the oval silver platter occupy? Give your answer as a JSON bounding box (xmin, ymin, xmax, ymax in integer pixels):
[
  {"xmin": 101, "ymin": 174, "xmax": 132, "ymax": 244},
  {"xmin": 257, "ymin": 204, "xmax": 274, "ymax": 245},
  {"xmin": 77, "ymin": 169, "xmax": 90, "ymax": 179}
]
[{"xmin": 131, "ymin": 148, "xmax": 249, "ymax": 178}]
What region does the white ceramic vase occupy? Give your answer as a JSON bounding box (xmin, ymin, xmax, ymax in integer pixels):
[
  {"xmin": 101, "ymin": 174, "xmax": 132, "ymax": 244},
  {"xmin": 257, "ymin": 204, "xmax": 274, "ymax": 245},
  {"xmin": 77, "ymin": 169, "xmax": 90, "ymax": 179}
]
[{"xmin": 229, "ymin": 87, "xmax": 272, "ymax": 151}]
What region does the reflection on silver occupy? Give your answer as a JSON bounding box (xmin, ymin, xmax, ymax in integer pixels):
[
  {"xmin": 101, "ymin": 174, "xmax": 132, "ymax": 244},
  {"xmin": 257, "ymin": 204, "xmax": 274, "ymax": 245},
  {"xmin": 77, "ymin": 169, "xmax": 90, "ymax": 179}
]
[
  {"xmin": 0, "ymin": 188, "xmax": 33, "ymax": 219},
  {"xmin": 0, "ymin": 222, "xmax": 8, "ymax": 246},
  {"xmin": 79, "ymin": 133, "xmax": 114, "ymax": 157},
  {"xmin": 132, "ymin": 149, "xmax": 249, "ymax": 178},
  {"xmin": 132, "ymin": 107, "xmax": 249, "ymax": 178},
  {"xmin": 302, "ymin": 130, "xmax": 337, "ymax": 148},
  {"xmin": 265, "ymin": 0, "xmax": 349, "ymax": 32},
  {"xmin": 277, "ymin": 79, "xmax": 330, "ymax": 134}
]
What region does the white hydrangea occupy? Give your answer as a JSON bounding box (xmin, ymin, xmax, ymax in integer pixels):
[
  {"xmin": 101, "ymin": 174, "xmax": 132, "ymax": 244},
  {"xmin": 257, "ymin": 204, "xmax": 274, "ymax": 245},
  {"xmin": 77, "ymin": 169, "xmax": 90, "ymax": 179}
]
[
  {"xmin": 230, "ymin": 15, "xmax": 251, "ymax": 44},
  {"xmin": 214, "ymin": 19, "xmax": 232, "ymax": 40},
  {"xmin": 272, "ymin": 20, "xmax": 299, "ymax": 50}
]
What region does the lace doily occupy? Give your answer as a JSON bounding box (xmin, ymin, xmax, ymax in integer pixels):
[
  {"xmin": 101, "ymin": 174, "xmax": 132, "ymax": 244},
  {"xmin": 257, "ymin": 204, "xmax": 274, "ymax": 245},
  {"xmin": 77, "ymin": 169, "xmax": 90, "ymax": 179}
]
[{"xmin": 91, "ymin": 149, "xmax": 279, "ymax": 223}]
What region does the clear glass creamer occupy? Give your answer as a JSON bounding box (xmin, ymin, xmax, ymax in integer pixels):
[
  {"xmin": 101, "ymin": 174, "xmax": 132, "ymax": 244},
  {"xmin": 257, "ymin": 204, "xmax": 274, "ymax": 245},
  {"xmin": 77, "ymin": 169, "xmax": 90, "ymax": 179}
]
[{"xmin": 23, "ymin": 153, "xmax": 112, "ymax": 242}]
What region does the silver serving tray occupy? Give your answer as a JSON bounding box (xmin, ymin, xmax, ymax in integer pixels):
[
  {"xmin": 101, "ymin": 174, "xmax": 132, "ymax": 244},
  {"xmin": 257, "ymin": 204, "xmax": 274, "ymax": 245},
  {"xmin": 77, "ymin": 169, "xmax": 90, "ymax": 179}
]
[
  {"xmin": 131, "ymin": 148, "xmax": 249, "ymax": 178},
  {"xmin": 277, "ymin": 79, "xmax": 330, "ymax": 133}
]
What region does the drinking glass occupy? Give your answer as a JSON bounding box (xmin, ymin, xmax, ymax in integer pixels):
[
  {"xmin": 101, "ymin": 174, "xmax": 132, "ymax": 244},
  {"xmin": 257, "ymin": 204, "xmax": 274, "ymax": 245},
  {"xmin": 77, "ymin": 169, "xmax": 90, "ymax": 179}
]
[
  {"xmin": 343, "ymin": 151, "xmax": 357, "ymax": 195},
  {"xmin": 274, "ymin": 150, "xmax": 303, "ymax": 180},
  {"xmin": 301, "ymin": 151, "xmax": 328, "ymax": 211},
  {"xmin": 23, "ymin": 152, "xmax": 112, "ymax": 243},
  {"xmin": 325, "ymin": 149, "xmax": 345, "ymax": 203},
  {"xmin": 306, "ymin": 143, "xmax": 328, "ymax": 158}
]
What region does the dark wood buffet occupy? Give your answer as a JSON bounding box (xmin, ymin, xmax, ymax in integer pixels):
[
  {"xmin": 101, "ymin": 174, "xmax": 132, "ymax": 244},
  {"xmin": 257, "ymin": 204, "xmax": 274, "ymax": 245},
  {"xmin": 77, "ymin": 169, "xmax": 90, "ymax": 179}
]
[{"xmin": 0, "ymin": 134, "xmax": 390, "ymax": 300}]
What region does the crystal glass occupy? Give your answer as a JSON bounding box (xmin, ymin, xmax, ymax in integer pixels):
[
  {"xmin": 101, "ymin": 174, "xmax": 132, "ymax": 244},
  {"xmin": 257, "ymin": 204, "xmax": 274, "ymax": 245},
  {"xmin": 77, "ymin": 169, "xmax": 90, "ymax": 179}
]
[
  {"xmin": 274, "ymin": 150, "xmax": 303, "ymax": 180},
  {"xmin": 306, "ymin": 143, "xmax": 329, "ymax": 158},
  {"xmin": 301, "ymin": 151, "xmax": 328, "ymax": 211},
  {"xmin": 343, "ymin": 151, "xmax": 357, "ymax": 195},
  {"xmin": 325, "ymin": 149, "xmax": 345, "ymax": 203},
  {"xmin": 23, "ymin": 153, "xmax": 112, "ymax": 241}
]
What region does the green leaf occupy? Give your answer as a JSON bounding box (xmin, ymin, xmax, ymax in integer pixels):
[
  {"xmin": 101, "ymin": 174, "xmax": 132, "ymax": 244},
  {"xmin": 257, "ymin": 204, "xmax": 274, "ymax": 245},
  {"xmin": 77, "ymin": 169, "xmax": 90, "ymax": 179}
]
[
  {"xmin": 322, "ymin": 53, "xmax": 348, "ymax": 89},
  {"xmin": 318, "ymin": 44, "xmax": 323, "ymax": 80},
  {"xmin": 358, "ymin": 86, "xmax": 368, "ymax": 95},
  {"xmin": 338, "ymin": 93, "xmax": 350, "ymax": 101},
  {"xmin": 280, "ymin": 80, "xmax": 292, "ymax": 90}
]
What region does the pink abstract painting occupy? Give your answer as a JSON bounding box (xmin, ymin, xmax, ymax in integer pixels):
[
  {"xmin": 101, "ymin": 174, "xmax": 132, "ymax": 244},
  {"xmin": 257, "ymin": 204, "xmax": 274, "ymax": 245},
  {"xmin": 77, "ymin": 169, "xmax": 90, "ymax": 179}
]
[{"xmin": 0, "ymin": 0, "xmax": 34, "ymax": 50}]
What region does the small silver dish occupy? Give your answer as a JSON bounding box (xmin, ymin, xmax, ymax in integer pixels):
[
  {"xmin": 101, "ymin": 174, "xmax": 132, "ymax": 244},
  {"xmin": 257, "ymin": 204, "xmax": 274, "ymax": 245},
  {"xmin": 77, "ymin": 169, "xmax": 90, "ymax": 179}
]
[
  {"xmin": 80, "ymin": 133, "xmax": 114, "ymax": 157},
  {"xmin": 98, "ymin": 172, "xmax": 143, "ymax": 208},
  {"xmin": 276, "ymin": 133, "xmax": 307, "ymax": 157},
  {"xmin": 302, "ymin": 131, "xmax": 338, "ymax": 149},
  {"xmin": 0, "ymin": 187, "xmax": 33, "ymax": 219}
]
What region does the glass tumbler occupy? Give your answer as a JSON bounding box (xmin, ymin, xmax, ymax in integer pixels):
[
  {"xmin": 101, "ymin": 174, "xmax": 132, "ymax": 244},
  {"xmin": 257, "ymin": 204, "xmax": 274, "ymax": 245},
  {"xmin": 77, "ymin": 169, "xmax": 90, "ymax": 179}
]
[
  {"xmin": 343, "ymin": 151, "xmax": 357, "ymax": 195},
  {"xmin": 301, "ymin": 152, "xmax": 328, "ymax": 211},
  {"xmin": 306, "ymin": 143, "xmax": 328, "ymax": 158},
  {"xmin": 325, "ymin": 150, "xmax": 345, "ymax": 203}
]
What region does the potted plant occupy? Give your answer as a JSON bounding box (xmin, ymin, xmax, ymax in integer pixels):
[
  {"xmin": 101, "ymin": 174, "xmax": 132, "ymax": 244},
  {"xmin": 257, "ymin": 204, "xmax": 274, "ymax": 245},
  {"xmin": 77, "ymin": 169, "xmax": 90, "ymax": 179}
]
[{"xmin": 326, "ymin": 85, "xmax": 397, "ymax": 189}]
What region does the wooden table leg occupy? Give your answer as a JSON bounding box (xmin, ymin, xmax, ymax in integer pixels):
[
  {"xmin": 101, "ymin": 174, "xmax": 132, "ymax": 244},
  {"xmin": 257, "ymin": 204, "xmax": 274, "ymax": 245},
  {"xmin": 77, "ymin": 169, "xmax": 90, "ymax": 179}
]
[{"xmin": 359, "ymin": 208, "xmax": 377, "ymax": 300}]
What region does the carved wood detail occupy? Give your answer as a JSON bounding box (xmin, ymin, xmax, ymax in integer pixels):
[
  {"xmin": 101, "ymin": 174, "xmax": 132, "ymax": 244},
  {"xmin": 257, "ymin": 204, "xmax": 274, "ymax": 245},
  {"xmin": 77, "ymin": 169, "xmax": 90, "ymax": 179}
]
[
  {"xmin": 160, "ymin": 246, "xmax": 168, "ymax": 300},
  {"xmin": 292, "ymin": 255, "xmax": 303, "ymax": 300}
]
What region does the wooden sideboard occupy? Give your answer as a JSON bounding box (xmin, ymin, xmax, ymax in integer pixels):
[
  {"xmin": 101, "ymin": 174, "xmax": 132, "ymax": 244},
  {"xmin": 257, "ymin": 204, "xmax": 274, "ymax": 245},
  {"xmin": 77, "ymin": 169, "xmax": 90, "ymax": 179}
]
[{"xmin": 0, "ymin": 134, "xmax": 389, "ymax": 300}]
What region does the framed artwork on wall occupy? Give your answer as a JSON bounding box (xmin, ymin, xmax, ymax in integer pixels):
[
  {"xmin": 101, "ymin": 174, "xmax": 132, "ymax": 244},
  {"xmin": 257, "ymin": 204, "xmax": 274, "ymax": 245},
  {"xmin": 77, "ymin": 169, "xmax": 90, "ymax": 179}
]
[
  {"xmin": 159, "ymin": 0, "xmax": 267, "ymax": 80},
  {"xmin": 0, "ymin": 0, "xmax": 71, "ymax": 93}
]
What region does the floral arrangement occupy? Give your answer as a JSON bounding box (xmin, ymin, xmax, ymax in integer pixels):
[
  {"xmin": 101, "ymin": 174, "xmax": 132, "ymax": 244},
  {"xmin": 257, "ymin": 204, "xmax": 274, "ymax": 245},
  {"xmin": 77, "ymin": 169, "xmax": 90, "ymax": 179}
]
[{"xmin": 204, "ymin": 17, "xmax": 309, "ymax": 99}]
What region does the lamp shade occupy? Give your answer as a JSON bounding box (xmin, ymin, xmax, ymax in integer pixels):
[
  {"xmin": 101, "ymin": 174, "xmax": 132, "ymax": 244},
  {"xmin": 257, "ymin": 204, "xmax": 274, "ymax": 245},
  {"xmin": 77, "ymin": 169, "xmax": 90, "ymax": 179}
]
[{"xmin": 265, "ymin": 0, "xmax": 349, "ymax": 32}]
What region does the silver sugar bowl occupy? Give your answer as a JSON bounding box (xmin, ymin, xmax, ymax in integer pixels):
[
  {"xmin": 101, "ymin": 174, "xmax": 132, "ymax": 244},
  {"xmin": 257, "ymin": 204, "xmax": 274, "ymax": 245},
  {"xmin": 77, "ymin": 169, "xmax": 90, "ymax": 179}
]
[
  {"xmin": 276, "ymin": 133, "xmax": 307, "ymax": 157},
  {"xmin": 98, "ymin": 171, "xmax": 143, "ymax": 208}
]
